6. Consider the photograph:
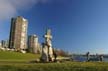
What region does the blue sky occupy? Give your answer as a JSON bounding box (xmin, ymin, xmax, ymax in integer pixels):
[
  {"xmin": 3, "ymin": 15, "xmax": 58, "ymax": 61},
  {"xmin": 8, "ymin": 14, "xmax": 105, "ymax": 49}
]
[{"xmin": 1, "ymin": 0, "xmax": 108, "ymax": 54}]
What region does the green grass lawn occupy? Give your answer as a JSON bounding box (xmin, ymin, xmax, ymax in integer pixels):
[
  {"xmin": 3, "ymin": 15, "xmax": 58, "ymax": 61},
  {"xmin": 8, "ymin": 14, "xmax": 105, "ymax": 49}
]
[
  {"xmin": 0, "ymin": 62, "xmax": 108, "ymax": 71},
  {"xmin": 0, "ymin": 51, "xmax": 40, "ymax": 62},
  {"xmin": 0, "ymin": 51, "xmax": 108, "ymax": 71}
]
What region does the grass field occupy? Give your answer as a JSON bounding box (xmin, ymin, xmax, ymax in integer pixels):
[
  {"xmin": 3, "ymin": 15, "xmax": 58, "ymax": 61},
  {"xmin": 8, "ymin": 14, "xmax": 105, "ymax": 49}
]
[
  {"xmin": 0, "ymin": 62, "xmax": 108, "ymax": 71},
  {"xmin": 0, "ymin": 51, "xmax": 108, "ymax": 71},
  {"xmin": 0, "ymin": 51, "xmax": 40, "ymax": 62}
]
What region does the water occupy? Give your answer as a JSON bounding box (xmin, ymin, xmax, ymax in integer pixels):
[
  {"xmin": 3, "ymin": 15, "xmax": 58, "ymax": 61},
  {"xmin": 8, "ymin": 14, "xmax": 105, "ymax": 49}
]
[
  {"xmin": 103, "ymin": 58, "xmax": 108, "ymax": 62},
  {"xmin": 73, "ymin": 56, "xmax": 108, "ymax": 62},
  {"xmin": 73, "ymin": 56, "xmax": 86, "ymax": 62}
]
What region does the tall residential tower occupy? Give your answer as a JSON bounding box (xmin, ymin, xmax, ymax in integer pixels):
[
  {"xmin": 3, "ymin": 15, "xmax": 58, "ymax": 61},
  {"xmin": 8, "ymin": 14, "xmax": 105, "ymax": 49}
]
[
  {"xmin": 9, "ymin": 16, "xmax": 28, "ymax": 51},
  {"xmin": 28, "ymin": 35, "xmax": 41, "ymax": 54}
]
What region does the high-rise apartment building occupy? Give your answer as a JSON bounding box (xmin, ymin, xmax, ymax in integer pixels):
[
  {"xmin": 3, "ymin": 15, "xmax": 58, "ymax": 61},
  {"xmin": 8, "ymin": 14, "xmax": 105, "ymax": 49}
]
[
  {"xmin": 9, "ymin": 16, "xmax": 28, "ymax": 51},
  {"xmin": 1, "ymin": 40, "xmax": 9, "ymax": 48},
  {"xmin": 28, "ymin": 35, "xmax": 41, "ymax": 54}
]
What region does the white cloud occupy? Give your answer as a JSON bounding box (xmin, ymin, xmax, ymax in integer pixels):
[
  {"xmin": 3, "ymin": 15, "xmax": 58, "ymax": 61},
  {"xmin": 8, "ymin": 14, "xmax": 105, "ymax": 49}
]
[{"xmin": 0, "ymin": 0, "xmax": 49, "ymax": 22}]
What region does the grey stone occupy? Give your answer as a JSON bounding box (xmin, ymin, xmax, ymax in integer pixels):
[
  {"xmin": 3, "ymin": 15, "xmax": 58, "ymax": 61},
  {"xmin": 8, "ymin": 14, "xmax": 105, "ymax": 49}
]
[{"xmin": 41, "ymin": 29, "xmax": 54, "ymax": 62}]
